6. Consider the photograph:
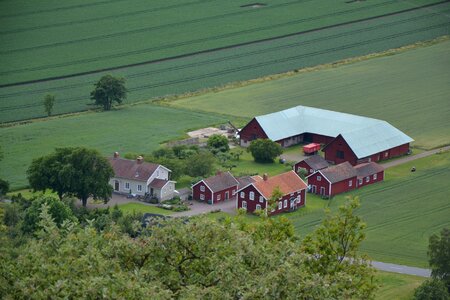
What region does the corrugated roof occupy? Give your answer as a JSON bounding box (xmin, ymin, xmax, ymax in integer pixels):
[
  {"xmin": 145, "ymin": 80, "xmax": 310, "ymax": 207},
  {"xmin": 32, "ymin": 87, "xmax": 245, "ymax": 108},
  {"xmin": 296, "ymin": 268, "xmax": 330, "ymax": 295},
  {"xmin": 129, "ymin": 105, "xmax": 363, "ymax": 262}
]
[
  {"xmin": 252, "ymin": 171, "xmax": 307, "ymax": 199},
  {"xmin": 354, "ymin": 162, "xmax": 384, "ymax": 178},
  {"xmin": 320, "ymin": 162, "xmax": 357, "ymax": 184},
  {"xmin": 302, "ymin": 155, "xmax": 330, "ymax": 170},
  {"xmin": 108, "ymin": 157, "xmax": 159, "ymax": 182},
  {"xmin": 203, "ymin": 171, "xmax": 239, "ymax": 192},
  {"xmin": 254, "ymin": 106, "xmax": 413, "ymax": 159}
]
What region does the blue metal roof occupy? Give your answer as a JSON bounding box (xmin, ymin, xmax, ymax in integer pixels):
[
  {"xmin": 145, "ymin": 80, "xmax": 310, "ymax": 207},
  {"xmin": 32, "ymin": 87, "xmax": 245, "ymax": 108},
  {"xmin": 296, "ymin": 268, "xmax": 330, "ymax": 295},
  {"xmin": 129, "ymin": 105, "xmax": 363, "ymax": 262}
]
[{"xmin": 254, "ymin": 106, "xmax": 413, "ymax": 159}]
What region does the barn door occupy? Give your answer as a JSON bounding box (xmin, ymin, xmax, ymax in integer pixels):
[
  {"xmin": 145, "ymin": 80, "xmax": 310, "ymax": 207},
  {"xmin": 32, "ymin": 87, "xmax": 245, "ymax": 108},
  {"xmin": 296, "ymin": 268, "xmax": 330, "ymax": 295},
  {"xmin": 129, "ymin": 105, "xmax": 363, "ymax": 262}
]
[{"xmin": 320, "ymin": 187, "xmax": 325, "ymax": 196}]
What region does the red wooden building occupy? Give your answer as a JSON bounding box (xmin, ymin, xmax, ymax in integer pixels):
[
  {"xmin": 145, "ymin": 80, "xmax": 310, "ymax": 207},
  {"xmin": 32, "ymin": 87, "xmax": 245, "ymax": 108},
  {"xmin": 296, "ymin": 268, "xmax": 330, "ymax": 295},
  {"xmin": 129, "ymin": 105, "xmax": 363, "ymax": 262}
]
[
  {"xmin": 236, "ymin": 171, "xmax": 307, "ymax": 216},
  {"xmin": 307, "ymin": 162, "xmax": 357, "ymax": 198},
  {"xmin": 239, "ymin": 106, "xmax": 413, "ymax": 165},
  {"xmin": 354, "ymin": 162, "xmax": 385, "ymax": 187},
  {"xmin": 294, "ymin": 155, "xmax": 330, "ymax": 176},
  {"xmin": 192, "ymin": 171, "xmax": 239, "ymax": 205}
]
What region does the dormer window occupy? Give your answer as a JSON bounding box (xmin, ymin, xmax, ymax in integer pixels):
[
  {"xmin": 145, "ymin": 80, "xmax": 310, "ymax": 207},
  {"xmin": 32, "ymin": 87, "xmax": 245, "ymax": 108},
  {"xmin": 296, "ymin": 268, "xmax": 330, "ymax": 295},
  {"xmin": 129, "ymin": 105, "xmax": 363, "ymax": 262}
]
[{"xmin": 135, "ymin": 172, "xmax": 139, "ymax": 178}]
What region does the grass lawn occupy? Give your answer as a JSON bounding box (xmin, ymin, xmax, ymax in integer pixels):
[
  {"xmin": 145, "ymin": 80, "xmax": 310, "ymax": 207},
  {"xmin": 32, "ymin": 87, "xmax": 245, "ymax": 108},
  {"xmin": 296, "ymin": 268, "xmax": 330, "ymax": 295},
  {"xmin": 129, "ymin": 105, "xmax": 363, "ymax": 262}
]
[
  {"xmin": 117, "ymin": 202, "xmax": 173, "ymax": 216},
  {"xmin": 172, "ymin": 40, "xmax": 450, "ymax": 150},
  {"xmin": 6, "ymin": 188, "xmax": 57, "ymax": 199},
  {"xmin": 0, "ymin": 105, "xmax": 227, "ymax": 189},
  {"xmin": 375, "ymin": 271, "xmax": 425, "ymax": 300}
]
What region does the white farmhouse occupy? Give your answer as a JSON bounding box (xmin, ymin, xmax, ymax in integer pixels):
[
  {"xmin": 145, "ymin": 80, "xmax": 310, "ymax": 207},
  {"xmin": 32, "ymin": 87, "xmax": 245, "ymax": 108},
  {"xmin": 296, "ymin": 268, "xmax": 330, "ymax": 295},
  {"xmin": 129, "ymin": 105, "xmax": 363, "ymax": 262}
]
[{"xmin": 108, "ymin": 152, "xmax": 175, "ymax": 201}]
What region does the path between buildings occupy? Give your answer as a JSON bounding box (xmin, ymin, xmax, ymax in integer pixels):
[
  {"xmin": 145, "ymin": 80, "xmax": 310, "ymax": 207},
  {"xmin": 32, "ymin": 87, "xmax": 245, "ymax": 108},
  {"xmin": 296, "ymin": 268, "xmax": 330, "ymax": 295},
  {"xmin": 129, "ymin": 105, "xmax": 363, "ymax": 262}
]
[{"xmin": 381, "ymin": 146, "xmax": 450, "ymax": 169}]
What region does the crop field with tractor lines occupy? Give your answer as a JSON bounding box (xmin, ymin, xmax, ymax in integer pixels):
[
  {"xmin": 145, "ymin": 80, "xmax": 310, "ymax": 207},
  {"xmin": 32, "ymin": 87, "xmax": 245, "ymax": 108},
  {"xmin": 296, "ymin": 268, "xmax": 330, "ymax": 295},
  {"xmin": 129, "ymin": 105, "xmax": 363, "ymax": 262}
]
[{"xmin": 1, "ymin": 0, "xmax": 449, "ymax": 122}]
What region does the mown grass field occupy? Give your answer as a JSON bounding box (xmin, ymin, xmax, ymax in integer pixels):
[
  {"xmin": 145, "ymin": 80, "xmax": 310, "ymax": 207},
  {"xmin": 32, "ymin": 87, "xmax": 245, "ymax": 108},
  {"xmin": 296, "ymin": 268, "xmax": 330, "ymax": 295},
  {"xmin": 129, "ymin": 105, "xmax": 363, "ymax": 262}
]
[
  {"xmin": 286, "ymin": 151, "xmax": 450, "ymax": 267},
  {"xmin": 1, "ymin": 0, "xmax": 443, "ymax": 84},
  {"xmin": 173, "ymin": 40, "xmax": 450, "ymax": 150},
  {"xmin": 0, "ymin": 105, "xmax": 227, "ymax": 189},
  {"xmin": 1, "ymin": 1, "xmax": 449, "ymax": 122},
  {"xmin": 375, "ymin": 271, "xmax": 425, "ymax": 300}
]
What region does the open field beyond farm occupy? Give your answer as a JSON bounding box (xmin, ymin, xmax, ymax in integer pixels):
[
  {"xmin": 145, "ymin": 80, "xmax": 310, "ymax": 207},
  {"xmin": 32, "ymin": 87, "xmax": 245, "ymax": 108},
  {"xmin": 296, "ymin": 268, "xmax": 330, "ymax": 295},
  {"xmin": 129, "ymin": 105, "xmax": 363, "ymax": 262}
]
[
  {"xmin": 172, "ymin": 40, "xmax": 450, "ymax": 150},
  {"xmin": 0, "ymin": 105, "xmax": 227, "ymax": 189},
  {"xmin": 1, "ymin": 1, "xmax": 449, "ymax": 122}
]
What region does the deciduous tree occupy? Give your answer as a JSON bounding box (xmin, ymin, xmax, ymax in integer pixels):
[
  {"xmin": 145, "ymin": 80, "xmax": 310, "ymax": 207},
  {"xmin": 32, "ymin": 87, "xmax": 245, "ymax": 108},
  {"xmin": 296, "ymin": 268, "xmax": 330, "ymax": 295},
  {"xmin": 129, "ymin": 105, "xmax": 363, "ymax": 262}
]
[
  {"xmin": 247, "ymin": 138, "xmax": 283, "ymax": 163},
  {"xmin": 90, "ymin": 75, "xmax": 127, "ymax": 111},
  {"xmin": 207, "ymin": 134, "xmax": 229, "ymax": 153},
  {"xmin": 43, "ymin": 94, "xmax": 55, "ymax": 116},
  {"xmin": 27, "ymin": 147, "xmax": 114, "ymax": 207},
  {"xmin": 185, "ymin": 151, "xmax": 215, "ymax": 177},
  {"xmin": 429, "ymin": 228, "xmax": 450, "ymax": 292}
]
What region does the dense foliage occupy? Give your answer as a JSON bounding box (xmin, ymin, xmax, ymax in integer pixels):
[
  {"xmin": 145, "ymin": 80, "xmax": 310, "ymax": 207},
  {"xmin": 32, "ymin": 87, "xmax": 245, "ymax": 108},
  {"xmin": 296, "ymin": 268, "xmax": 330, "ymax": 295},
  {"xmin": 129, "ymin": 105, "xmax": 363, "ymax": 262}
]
[
  {"xmin": 90, "ymin": 75, "xmax": 127, "ymax": 111},
  {"xmin": 247, "ymin": 138, "xmax": 283, "ymax": 163},
  {"xmin": 0, "ymin": 197, "xmax": 376, "ymax": 299},
  {"xmin": 27, "ymin": 147, "xmax": 114, "ymax": 206},
  {"xmin": 414, "ymin": 279, "xmax": 449, "ymax": 300},
  {"xmin": 429, "ymin": 228, "xmax": 450, "ymax": 292},
  {"xmin": 207, "ymin": 134, "xmax": 229, "ymax": 153}
]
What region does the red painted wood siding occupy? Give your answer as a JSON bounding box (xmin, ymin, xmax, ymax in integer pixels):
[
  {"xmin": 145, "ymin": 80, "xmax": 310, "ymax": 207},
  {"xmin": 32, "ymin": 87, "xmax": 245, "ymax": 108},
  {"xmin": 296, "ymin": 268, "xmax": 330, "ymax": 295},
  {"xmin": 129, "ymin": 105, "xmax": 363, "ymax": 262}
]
[
  {"xmin": 294, "ymin": 161, "xmax": 314, "ymax": 176},
  {"xmin": 308, "ymin": 172, "xmax": 357, "ymax": 197},
  {"xmin": 357, "ymin": 170, "xmax": 384, "ymax": 188},
  {"xmin": 323, "ymin": 135, "xmax": 358, "ymax": 165},
  {"xmin": 212, "ymin": 186, "xmax": 238, "ymax": 204},
  {"xmin": 237, "ymin": 185, "xmax": 306, "ymax": 216},
  {"xmin": 192, "ymin": 182, "xmax": 212, "ymax": 202},
  {"xmin": 239, "ymin": 118, "xmax": 268, "ymax": 145}
]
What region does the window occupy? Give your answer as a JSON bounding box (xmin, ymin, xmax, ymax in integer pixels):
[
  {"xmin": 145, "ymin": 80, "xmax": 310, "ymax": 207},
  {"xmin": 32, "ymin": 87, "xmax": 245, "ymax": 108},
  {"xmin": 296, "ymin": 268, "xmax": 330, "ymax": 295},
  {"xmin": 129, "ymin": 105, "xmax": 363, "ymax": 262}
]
[
  {"xmin": 317, "ymin": 175, "xmax": 322, "ymax": 182},
  {"xmin": 366, "ymin": 176, "xmax": 370, "ymax": 183},
  {"xmin": 336, "ymin": 150, "xmax": 345, "ymax": 159},
  {"xmin": 373, "ymin": 173, "xmax": 377, "ymax": 180},
  {"xmin": 283, "ymin": 199, "xmax": 287, "ymax": 208},
  {"xmin": 296, "ymin": 195, "xmax": 301, "ymax": 203},
  {"xmin": 259, "ymin": 196, "xmax": 264, "ymax": 203},
  {"xmin": 278, "ymin": 201, "xmax": 282, "ymax": 210},
  {"xmin": 310, "ymin": 169, "xmax": 313, "ymax": 174},
  {"xmin": 256, "ymin": 204, "xmax": 261, "ymax": 210},
  {"xmin": 200, "ymin": 194, "xmax": 205, "ymax": 201},
  {"xmin": 200, "ymin": 185, "xmax": 205, "ymax": 192},
  {"xmin": 217, "ymin": 194, "xmax": 221, "ymax": 201},
  {"xmin": 385, "ymin": 151, "xmax": 389, "ymax": 157},
  {"xmin": 358, "ymin": 179, "xmax": 363, "ymax": 185},
  {"xmin": 240, "ymin": 192, "xmax": 245, "ymax": 198},
  {"xmin": 349, "ymin": 180, "xmax": 352, "ymax": 187},
  {"xmin": 137, "ymin": 184, "xmax": 142, "ymax": 192},
  {"xmin": 249, "ymin": 191, "xmax": 254, "ymax": 200},
  {"xmin": 242, "ymin": 201, "xmax": 247, "ymax": 210},
  {"xmin": 125, "ymin": 182, "xmax": 130, "ymax": 190}
]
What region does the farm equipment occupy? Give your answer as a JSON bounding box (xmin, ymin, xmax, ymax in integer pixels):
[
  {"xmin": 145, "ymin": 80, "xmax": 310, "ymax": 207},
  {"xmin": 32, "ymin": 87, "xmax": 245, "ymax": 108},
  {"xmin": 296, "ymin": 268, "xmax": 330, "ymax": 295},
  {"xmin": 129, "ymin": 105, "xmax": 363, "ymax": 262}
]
[{"xmin": 303, "ymin": 143, "xmax": 321, "ymax": 155}]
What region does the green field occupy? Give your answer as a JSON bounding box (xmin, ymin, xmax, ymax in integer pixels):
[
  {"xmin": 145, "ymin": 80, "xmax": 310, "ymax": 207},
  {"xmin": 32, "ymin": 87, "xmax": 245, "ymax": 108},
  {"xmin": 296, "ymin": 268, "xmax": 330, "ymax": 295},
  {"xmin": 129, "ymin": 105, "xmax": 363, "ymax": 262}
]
[
  {"xmin": 286, "ymin": 151, "xmax": 450, "ymax": 267},
  {"xmin": 1, "ymin": 1, "xmax": 449, "ymax": 122},
  {"xmin": 0, "ymin": 105, "xmax": 226, "ymax": 189},
  {"xmin": 375, "ymin": 271, "xmax": 425, "ymax": 300},
  {"xmin": 1, "ymin": 0, "xmax": 443, "ymax": 84},
  {"xmin": 173, "ymin": 40, "xmax": 450, "ymax": 150}
]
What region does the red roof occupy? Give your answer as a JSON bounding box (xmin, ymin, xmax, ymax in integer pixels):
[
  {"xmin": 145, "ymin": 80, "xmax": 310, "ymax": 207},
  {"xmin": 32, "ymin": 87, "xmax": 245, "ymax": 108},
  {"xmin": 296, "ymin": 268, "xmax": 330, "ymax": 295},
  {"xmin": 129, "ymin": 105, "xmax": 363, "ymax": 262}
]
[
  {"xmin": 251, "ymin": 171, "xmax": 307, "ymax": 199},
  {"xmin": 108, "ymin": 157, "xmax": 160, "ymax": 182}
]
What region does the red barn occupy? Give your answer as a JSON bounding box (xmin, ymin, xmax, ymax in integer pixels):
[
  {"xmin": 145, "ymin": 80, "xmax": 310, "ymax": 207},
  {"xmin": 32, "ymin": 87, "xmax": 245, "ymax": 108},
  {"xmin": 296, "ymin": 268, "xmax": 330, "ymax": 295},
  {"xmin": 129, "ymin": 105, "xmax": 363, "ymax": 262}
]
[
  {"xmin": 354, "ymin": 162, "xmax": 385, "ymax": 187},
  {"xmin": 192, "ymin": 171, "xmax": 238, "ymax": 204},
  {"xmin": 237, "ymin": 171, "xmax": 307, "ymax": 216},
  {"xmin": 294, "ymin": 155, "xmax": 330, "ymax": 176},
  {"xmin": 239, "ymin": 106, "xmax": 413, "ymax": 165},
  {"xmin": 307, "ymin": 162, "xmax": 357, "ymax": 197}
]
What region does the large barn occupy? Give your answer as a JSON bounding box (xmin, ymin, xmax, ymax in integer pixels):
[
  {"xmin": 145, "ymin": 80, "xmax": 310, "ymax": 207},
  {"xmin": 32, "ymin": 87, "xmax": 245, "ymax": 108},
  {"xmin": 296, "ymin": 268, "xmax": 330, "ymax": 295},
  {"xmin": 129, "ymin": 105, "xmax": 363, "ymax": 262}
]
[{"xmin": 239, "ymin": 106, "xmax": 413, "ymax": 165}]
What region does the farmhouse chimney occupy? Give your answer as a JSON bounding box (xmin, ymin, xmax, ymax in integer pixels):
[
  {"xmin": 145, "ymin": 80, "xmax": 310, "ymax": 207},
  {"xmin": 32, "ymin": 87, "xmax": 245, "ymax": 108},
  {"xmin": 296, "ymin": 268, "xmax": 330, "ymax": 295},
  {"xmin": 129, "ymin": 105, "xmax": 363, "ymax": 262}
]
[
  {"xmin": 113, "ymin": 152, "xmax": 119, "ymax": 158},
  {"xmin": 136, "ymin": 156, "xmax": 144, "ymax": 164},
  {"xmin": 263, "ymin": 173, "xmax": 268, "ymax": 181}
]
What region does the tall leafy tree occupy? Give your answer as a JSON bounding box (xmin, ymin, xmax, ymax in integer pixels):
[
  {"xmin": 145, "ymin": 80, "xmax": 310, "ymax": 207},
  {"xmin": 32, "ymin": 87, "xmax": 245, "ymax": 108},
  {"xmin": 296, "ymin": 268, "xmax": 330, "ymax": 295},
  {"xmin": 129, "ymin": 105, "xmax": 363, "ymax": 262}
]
[
  {"xmin": 207, "ymin": 134, "xmax": 229, "ymax": 153},
  {"xmin": 43, "ymin": 94, "xmax": 55, "ymax": 116},
  {"xmin": 247, "ymin": 138, "xmax": 283, "ymax": 163},
  {"xmin": 185, "ymin": 151, "xmax": 216, "ymax": 177},
  {"xmin": 90, "ymin": 75, "xmax": 127, "ymax": 111},
  {"xmin": 429, "ymin": 228, "xmax": 450, "ymax": 292},
  {"xmin": 27, "ymin": 147, "xmax": 114, "ymax": 207}
]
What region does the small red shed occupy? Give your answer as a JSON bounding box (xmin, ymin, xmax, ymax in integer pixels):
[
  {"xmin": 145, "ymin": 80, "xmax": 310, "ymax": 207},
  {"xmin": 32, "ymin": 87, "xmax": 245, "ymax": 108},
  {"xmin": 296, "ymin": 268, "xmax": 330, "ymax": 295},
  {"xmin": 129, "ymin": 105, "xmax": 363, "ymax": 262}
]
[
  {"xmin": 354, "ymin": 162, "xmax": 385, "ymax": 187},
  {"xmin": 294, "ymin": 155, "xmax": 330, "ymax": 176},
  {"xmin": 307, "ymin": 162, "xmax": 357, "ymax": 197},
  {"xmin": 192, "ymin": 171, "xmax": 239, "ymax": 204},
  {"xmin": 237, "ymin": 171, "xmax": 307, "ymax": 216}
]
